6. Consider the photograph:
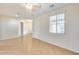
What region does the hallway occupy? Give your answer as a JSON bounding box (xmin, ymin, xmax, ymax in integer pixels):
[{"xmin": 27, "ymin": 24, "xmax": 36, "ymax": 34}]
[{"xmin": 0, "ymin": 34, "xmax": 78, "ymax": 55}]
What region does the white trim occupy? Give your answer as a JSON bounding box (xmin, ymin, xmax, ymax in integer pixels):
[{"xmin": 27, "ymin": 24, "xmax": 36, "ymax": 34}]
[
  {"xmin": 0, "ymin": 35, "xmax": 20, "ymax": 40},
  {"xmin": 33, "ymin": 36, "xmax": 79, "ymax": 53}
]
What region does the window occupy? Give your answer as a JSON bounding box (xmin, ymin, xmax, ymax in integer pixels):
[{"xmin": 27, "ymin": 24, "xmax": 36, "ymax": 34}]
[{"xmin": 49, "ymin": 13, "xmax": 65, "ymax": 34}]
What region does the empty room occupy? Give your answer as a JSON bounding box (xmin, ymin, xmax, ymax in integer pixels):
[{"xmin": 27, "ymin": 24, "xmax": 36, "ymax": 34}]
[{"xmin": 0, "ymin": 3, "xmax": 79, "ymax": 55}]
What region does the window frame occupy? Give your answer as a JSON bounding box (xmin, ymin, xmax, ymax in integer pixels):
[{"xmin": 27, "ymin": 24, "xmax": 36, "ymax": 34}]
[{"xmin": 49, "ymin": 13, "xmax": 65, "ymax": 34}]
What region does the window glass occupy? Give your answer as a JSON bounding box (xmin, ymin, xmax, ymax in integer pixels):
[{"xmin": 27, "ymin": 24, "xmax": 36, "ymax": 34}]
[{"xmin": 49, "ymin": 13, "xmax": 65, "ymax": 34}]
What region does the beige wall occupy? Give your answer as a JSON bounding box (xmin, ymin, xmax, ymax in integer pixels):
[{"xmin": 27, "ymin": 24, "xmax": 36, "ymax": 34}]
[
  {"xmin": 25, "ymin": 20, "xmax": 32, "ymax": 33},
  {"xmin": 27, "ymin": 22, "xmax": 32, "ymax": 33},
  {"xmin": 33, "ymin": 4, "xmax": 79, "ymax": 53},
  {"xmin": 0, "ymin": 16, "xmax": 18, "ymax": 40},
  {"xmin": 0, "ymin": 21, "xmax": 2, "ymax": 39}
]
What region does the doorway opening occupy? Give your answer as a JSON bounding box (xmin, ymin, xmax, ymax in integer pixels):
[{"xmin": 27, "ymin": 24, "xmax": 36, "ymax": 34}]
[{"xmin": 18, "ymin": 20, "xmax": 32, "ymax": 37}]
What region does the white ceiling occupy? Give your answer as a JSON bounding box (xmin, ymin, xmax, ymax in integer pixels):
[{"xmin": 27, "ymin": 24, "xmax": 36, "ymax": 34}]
[{"xmin": 0, "ymin": 3, "xmax": 72, "ymax": 19}]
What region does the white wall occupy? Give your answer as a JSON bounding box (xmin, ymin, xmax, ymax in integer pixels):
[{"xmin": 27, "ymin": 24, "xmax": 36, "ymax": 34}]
[
  {"xmin": 0, "ymin": 17, "xmax": 19, "ymax": 40},
  {"xmin": 33, "ymin": 4, "xmax": 79, "ymax": 53},
  {"xmin": 0, "ymin": 17, "xmax": 32, "ymax": 40}
]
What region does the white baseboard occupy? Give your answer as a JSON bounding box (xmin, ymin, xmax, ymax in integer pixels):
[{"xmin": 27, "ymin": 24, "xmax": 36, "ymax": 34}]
[
  {"xmin": 0, "ymin": 35, "xmax": 20, "ymax": 40},
  {"xmin": 33, "ymin": 36, "xmax": 79, "ymax": 54}
]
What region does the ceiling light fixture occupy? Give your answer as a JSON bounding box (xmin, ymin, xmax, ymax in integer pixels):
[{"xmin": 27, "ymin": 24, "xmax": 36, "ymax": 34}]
[
  {"xmin": 22, "ymin": 3, "xmax": 40, "ymax": 10},
  {"xmin": 25, "ymin": 3, "xmax": 33, "ymax": 10}
]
